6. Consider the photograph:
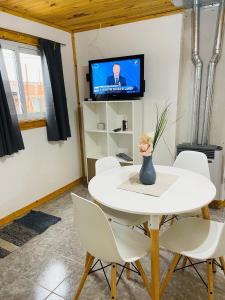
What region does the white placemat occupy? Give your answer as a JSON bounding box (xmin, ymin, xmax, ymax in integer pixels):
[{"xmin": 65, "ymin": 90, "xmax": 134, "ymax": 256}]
[{"xmin": 118, "ymin": 172, "xmax": 179, "ymax": 197}]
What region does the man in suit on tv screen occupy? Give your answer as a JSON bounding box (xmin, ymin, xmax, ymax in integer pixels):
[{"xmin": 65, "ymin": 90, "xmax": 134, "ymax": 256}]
[{"xmin": 106, "ymin": 63, "xmax": 127, "ymax": 86}]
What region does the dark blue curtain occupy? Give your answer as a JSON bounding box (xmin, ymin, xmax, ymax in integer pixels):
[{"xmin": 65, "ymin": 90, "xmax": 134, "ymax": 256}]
[
  {"xmin": 0, "ymin": 47, "xmax": 24, "ymax": 157},
  {"xmin": 39, "ymin": 38, "xmax": 71, "ymax": 141}
]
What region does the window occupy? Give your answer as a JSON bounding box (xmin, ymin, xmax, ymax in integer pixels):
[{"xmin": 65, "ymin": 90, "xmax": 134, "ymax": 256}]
[{"xmin": 0, "ymin": 40, "xmax": 46, "ymax": 120}]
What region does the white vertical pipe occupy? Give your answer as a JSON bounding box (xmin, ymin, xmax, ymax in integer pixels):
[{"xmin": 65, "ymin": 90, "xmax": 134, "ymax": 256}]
[
  {"xmin": 191, "ymin": 0, "xmax": 203, "ymax": 144},
  {"xmin": 201, "ymin": 0, "xmax": 225, "ymax": 144}
]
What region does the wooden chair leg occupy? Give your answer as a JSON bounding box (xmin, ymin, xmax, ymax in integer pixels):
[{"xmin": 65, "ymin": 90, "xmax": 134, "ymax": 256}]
[
  {"xmin": 212, "ymin": 260, "xmax": 217, "ymax": 273},
  {"xmin": 160, "ymin": 254, "xmax": 181, "ymax": 297},
  {"xmin": 125, "ymin": 263, "xmax": 131, "ymax": 280},
  {"xmin": 159, "ymin": 215, "xmax": 166, "ymax": 228},
  {"xmin": 135, "ymin": 260, "xmax": 152, "ymax": 297},
  {"xmin": 85, "ymin": 252, "xmax": 91, "ymax": 268},
  {"xmin": 143, "ymin": 221, "xmax": 151, "ymax": 237},
  {"xmin": 170, "ymin": 215, "xmax": 175, "ymax": 226},
  {"xmin": 111, "ymin": 264, "xmax": 117, "ymax": 300},
  {"xmin": 74, "ymin": 255, "xmax": 94, "ymax": 300},
  {"xmin": 201, "ymin": 206, "xmax": 210, "ymax": 220},
  {"xmin": 219, "ymin": 257, "xmax": 225, "ymax": 276},
  {"xmin": 182, "ymin": 256, "xmax": 188, "ymax": 270},
  {"xmin": 207, "ymin": 260, "xmax": 214, "ymax": 300}
]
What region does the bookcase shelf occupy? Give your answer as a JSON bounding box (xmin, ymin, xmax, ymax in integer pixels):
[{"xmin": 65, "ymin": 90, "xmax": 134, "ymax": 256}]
[
  {"xmin": 108, "ymin": 130, "xmax": 133, "ymax": 135},
  {"xmin": 107, "ymin": 101, "xmax": 133, "ymax": 132},
  {"xmin": 83, "ymin": 100, "xmax": 143, "ymax": 181},
  {"xmin": 83, "ymin": 102, "xmax": 107, "ymax": 131},
  {"xmin": 108, "ymin": 132, "xmax": 133, "ymax": 158},
  {"xmin": 85, "ymin": 131, "xmax": 108, "ymax": 159},
  {"xmin": 85, "ymin": 129, "xmax": 107, "ymax": 133}
]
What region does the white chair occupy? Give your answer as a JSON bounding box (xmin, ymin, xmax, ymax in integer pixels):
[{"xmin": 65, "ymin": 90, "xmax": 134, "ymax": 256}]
[
  {"xmin": 71, "ymin": 193, "xmax": 152, "ymax": 300},
  {"xmin": 173, "ymin": 150, "xmax": 210, "ymax": 178},
  {"xmin": 174, "ymin": 151, "xmax": 210, "ymax": 215},
  {"xmin": 160, "ymin": 217, "xmax": 225, "ymax": 300},
  {"xmin": 169, "ymin": 151, "xmax": 210, "ymax": 222},
  {"xmin": 160, "ymin": 150, "xmax": 212, "ymax": 268},
  {"xmin": 95, "ymin": 157, "xmax": 150, "ymax": 235}
]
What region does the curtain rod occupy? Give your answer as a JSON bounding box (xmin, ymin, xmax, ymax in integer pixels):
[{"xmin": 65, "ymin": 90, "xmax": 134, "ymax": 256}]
[{"xmin": 40, "ymin": 37, "xmax": 66, "ymax": 46}]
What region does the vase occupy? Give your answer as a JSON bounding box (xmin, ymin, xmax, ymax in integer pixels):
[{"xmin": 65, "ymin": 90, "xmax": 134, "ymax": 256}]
[{"xmin": 139, "ymin": 155, "xmax": 156, "ymax": 185}]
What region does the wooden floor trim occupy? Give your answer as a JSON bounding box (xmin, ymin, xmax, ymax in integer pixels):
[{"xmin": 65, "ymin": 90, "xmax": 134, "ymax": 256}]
[{"xmin": 0, "ymin": 177, "xmax": 83, "ymax": 227}]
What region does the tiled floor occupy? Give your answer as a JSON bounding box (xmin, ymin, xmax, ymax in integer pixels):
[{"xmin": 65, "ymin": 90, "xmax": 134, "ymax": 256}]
[{"xmin": 0, "ymin": 183, "xmax": 224, "ymax": 300}]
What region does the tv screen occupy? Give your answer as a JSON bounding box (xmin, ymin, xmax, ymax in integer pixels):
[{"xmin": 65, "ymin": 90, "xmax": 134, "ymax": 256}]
[{"xmin": 89, "ymin": 54, "xmax": 144, "ymax": 100}]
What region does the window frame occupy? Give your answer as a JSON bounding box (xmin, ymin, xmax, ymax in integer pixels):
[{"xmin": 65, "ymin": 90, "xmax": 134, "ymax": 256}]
[{"xmin": 0, "ymin": 39, "xmax": 46, "ymax": 121}]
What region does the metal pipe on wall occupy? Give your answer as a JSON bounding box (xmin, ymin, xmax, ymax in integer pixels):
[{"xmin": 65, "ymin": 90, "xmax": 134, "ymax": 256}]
[
  {"xmin": 201, "ymin": 0, "xmax": 225, "ymax": 145},
  {"xmin": 191, "ymin": 0, "xmax": 203, "ymax": 144}
]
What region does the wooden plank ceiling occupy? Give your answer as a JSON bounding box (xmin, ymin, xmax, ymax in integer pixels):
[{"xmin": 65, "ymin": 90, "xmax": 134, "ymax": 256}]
[{"xmin": 0, "ymin": 0, "xmax": 182, "ymax": 32}]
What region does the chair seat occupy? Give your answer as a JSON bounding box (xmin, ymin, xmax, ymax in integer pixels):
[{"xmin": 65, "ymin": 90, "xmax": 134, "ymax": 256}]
[
  {"xmin": 111, "ymin": 222, "xmax": 150, "ymax": 263},
  {"xmin": 160, "ymin": 217, "xmax": 224, "ymax": 260},
  {"xmin": 100, "ymin": 204, "xmax": 149, "ymax": 226}
]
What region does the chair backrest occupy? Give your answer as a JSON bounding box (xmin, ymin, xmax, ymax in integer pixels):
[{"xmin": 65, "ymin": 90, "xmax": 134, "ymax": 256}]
[
  {"xmin": 173, "ymin": 151, "xmax": 210, "ymax": 179},
  {"xmin": 71, "ymin": 193, "xmax": 122, "ymax": 263},
  {"xmin": 95, "ymin": 156, "xmax": 121, "ymax": 175}
]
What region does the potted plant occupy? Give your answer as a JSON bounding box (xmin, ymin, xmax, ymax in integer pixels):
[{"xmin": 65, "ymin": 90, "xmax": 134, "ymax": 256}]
[{"xmin": 139, "ymin": 105, "xmax": 169, "ymax": 185}]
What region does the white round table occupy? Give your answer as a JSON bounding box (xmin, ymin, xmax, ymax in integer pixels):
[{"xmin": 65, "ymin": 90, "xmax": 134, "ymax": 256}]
[{"xmin": 88, "ymin": 165, "xmax": 216, "ymax": 300}]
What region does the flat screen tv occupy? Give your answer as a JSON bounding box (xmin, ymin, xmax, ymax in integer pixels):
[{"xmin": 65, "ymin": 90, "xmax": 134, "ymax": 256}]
[{"xmin": 89, "ymin": 54, "xmax": 144, "ymax": 100}]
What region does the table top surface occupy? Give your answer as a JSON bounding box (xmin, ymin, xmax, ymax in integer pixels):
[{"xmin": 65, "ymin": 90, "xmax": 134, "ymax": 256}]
[{"xmin": 88, "ymin": 165, "xmax": 216, "ymax": 216}]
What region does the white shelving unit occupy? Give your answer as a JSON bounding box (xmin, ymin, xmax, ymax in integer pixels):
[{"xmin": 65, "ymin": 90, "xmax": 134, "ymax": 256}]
[{"xmin": 83, "ymin": 100, "xmax": 143, "ymax": 181}]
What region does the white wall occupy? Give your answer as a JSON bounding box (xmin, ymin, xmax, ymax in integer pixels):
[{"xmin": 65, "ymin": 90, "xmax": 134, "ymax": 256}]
[
  {"xmin": 0, "ymin": 12, "xmax": 81, "ymax": 218},
  {"xmin": 75, "ymin": 14, "xmax": 183, "ymax": 166}
]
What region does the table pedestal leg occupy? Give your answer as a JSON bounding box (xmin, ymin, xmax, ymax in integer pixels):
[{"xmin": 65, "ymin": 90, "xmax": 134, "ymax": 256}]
[
  {"xmin": 150, "ymin": 215, "xmax": 160, "ymax": 300},
  {"xmin": 201, "ymin": 206, "xmax": 210, "ymax": 219}
]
